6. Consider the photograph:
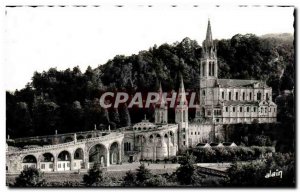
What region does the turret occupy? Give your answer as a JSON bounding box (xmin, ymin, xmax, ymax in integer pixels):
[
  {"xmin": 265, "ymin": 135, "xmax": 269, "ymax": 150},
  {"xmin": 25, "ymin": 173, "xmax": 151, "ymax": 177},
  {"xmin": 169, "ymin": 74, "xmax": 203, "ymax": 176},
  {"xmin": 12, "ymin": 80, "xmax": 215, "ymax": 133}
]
[
  {"xmin": 155, "ymin": 82, "xmax": 168, "ymax": 124},
  {"xmin": 175, "ymin": 75, "xmax": 189, "ymax": 151}
]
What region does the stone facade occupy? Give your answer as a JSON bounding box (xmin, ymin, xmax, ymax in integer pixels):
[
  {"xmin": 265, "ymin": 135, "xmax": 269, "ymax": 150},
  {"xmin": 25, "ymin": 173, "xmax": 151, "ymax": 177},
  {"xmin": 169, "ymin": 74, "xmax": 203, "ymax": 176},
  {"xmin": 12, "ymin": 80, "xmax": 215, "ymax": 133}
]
[{"xmin": 195, "ymin": 20, "xmax": 277, "ymax": 124}]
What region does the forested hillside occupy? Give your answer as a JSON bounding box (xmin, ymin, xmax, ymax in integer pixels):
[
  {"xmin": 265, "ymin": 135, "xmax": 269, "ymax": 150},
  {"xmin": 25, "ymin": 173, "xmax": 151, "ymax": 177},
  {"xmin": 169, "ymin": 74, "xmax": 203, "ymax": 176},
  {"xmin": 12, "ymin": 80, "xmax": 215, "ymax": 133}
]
[{"xmin": 6, "ymin": 33, "xmax": 294, "ymax": 139}]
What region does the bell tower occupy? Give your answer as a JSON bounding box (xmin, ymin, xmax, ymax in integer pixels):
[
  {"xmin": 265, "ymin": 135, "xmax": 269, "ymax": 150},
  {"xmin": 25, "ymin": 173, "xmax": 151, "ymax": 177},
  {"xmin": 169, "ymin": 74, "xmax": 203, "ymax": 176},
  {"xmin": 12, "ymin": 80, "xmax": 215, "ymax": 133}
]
[
  {"xmin": 199, "ymin": 19, "xmax": 218, "ymax": 121},
  {"xmin": 155, "ymin": 82, "xmax": 168, "ymax": 124},
  {"xmin": 200, "ymin": 19, "xmax": 218, "ymax": 80},
  {"xmin": 175, "ymin": 75, "xmax": 189, "ymax": 151}
]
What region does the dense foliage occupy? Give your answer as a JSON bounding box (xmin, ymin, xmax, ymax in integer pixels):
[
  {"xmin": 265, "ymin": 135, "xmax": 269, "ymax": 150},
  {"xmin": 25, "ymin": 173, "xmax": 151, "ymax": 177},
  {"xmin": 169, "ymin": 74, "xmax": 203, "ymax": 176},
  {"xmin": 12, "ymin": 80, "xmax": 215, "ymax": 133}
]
[
  {"xmin": 13, "ymin": 167, "xmax": 46, "ymax": 187},
  {"xmin": 190, "ymin": 146, "xmax": 274, "ymax": 163},
  {"xmin": 6, "ymin": 33, "xmax": 294, "ymax": 139},
  {"xmin": 227, "ymin": 152, "xmax": 295, "ymax": 187},
  {"xmin": 83, "ymin": 163, "xmax": 112, "ymax": 187},
  {"xmin": 122, "ymin": 164, "xmax": 167, "ymax": 187}
]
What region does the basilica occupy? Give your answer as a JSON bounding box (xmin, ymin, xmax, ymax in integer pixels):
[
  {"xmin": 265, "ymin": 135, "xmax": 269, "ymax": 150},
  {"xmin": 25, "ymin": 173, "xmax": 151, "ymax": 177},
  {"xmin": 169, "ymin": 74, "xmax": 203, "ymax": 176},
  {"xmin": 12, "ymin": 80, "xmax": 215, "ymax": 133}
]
[{"xmin": 6, "ymin": 20, "xmax": 277, "ymax": 173}]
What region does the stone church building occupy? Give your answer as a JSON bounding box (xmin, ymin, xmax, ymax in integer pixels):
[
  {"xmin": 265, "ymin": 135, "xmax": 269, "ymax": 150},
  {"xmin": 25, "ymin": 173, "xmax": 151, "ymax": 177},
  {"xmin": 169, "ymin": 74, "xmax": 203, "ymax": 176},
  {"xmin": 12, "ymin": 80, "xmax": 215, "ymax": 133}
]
[{"xmin": 6, "ymin": 20, "xmax": 277, "ymax": 173}]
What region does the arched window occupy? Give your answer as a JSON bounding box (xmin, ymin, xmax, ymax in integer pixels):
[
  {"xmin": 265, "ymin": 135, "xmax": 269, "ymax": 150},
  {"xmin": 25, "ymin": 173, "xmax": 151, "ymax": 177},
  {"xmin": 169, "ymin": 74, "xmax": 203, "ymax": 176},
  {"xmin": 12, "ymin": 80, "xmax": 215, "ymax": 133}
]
[
  {"xmin": 250, "ymin": 92, "xmax": 252, "ymax": 100},
  {"xmin": 235, "ymin": 92, "xmax": 238, "ymax": 100},
  {"xmin": 229, "ymin": 92, "xmax": 232, "ymax": 100},
  {"xmin": 212, "ymin": 62, "xmax": 215, "ymax": 76},
  {"xmin": 243, "ymin": 92, "xmax": 245, "ymax": 100},
  {"xmin": 202, "ymin": 63, "xmax": 205, "ymax": 76},
  {"xmin": 257, "ymin": 92, "xmax": 262, "ymax": 100}
]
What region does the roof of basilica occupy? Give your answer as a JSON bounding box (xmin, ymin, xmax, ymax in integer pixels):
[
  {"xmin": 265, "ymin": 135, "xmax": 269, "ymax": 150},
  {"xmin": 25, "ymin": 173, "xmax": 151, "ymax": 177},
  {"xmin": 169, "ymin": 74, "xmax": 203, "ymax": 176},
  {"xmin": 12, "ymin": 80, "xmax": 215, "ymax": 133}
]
[{"xmin": 217, "ymin": 79, "xmax": 268, "ymax": 88}]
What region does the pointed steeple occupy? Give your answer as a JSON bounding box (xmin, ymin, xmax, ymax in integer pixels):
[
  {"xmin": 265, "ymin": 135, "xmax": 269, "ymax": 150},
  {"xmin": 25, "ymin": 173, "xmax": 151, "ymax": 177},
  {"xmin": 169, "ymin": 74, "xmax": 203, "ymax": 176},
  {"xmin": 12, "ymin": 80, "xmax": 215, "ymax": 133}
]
[
  {"xmin": 177, "ymin": 74, "xmax": 187, "ymax": 106},
  {"xmin": 157, "ymin": 82, "xmax": 166, "ymax": 107},
  {"xmin": 202, "ymin": 19, "xmax": 217, "ymax": 60},
  {"xmin": 206, "ymin": 19, "xmax": 213, "ymax": 43}
]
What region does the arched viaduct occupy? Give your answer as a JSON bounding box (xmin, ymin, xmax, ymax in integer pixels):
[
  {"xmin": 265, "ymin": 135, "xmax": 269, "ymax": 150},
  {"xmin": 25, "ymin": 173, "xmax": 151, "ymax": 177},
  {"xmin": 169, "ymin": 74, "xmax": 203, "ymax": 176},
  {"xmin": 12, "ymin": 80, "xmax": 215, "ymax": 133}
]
[{"xmin": 6, "ymin": 132, "xmax": 124, "ymax": 173}]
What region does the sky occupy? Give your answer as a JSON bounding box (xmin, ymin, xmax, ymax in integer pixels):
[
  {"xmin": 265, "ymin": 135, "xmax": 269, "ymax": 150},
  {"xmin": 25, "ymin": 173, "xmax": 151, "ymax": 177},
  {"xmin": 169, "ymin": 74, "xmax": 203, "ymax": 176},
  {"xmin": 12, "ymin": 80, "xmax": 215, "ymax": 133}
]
[{"xmin": 3, "ymin": 5, "xmax": 294, "ymax": 91}]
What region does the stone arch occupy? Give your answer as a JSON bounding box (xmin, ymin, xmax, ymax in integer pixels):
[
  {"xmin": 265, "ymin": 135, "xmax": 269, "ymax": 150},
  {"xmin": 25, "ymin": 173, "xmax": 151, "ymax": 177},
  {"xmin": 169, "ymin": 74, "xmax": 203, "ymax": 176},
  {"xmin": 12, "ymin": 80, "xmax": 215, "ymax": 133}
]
[
  {"xmin": 77, "ymin": 135, "xmax": 85, "ymax": 140},
  {"xmin": 87, "ymin": 134, "xmax": 92, "ymax": 138},
  {"xmin": 40, "ymin": 153, "xmax": 54, "ymax": 162},
  {"xmin": 57, "ymin": 150, "xmax": 71, "ymax": 171},
  {"xmin": 156, "ymin": 133, "xmax": 162, "ymax": 146},
  {"xmin": 74, "ymin": 148, "xmax": 84, "ymax": 160},
  {"xmin": 23, "ymin": 155, "xmax": 37, "ymax": 163},
  {"xmin": 22, "ymin": 155, "xmax": 37, "ymax": 170},
  {"xmin": 169, "ymin": 131, "xmax": 175, "ymax": 145},
  {"xmin": 109, "ymin": 142, "xmax": 120, "ymax": 165},
  {"xmin": 57, "ymin": 150, "xmax": 71, "ymax": 161},
  {"xmin": 164, "ymin": 133, "xmax": 169, "ymax": 139},
  {"xmin": 149, "ymin": 134, "xmax": 154, "ymax": 143},
  {"xmin": 89, "ymin": 143, "xmax": 107, "ymax": 167},
  {"xmin": 64, "ymin": 137, "xmax": 73, "ymax": 143},
  {"xmin": 39, "ymin": 153, "xmax": 54, "ymax": 172}
]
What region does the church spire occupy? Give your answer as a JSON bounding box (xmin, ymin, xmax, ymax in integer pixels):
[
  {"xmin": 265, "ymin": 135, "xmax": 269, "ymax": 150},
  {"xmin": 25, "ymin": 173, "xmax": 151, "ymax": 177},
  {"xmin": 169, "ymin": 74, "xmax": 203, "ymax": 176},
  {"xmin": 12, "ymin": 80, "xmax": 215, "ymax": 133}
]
[
  {"xmin": 157, "ymin": 81, "xmax": 166, "ymax": 107},
  {"xmin": 177, "ymin": 74, "xmax": 187, "ymax": 106},
  {"xmin": 206, "ymin": 19, "xmax": 213, "ymax": 43}
]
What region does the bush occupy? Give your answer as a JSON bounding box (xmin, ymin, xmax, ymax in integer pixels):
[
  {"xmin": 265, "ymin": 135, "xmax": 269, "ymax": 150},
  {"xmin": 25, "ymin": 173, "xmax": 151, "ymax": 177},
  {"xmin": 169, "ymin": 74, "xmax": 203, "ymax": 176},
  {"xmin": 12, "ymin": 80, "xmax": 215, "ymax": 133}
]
[
  {"xmin": 83, "ymin": 163, "xmax": 112, "ymax": 187},
  {"xmin": 14, "ymin": 167, "xmax": 46, "ymax": 187},
  {"xmin": 144, "ymin": 175, "xmax": 167, "ymax": 187},
  {"xmin": 176, "ymin": 153, "xmax": 196, "ymax": 185}
]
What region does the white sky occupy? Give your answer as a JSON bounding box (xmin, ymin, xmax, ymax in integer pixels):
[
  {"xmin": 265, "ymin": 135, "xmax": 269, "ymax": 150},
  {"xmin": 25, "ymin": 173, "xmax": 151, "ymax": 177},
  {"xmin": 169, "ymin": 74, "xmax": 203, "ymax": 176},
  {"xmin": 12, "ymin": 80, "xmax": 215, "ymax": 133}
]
[{"xmin": 3, "ymin": 5, "xmax": 294, "ymax": 91}]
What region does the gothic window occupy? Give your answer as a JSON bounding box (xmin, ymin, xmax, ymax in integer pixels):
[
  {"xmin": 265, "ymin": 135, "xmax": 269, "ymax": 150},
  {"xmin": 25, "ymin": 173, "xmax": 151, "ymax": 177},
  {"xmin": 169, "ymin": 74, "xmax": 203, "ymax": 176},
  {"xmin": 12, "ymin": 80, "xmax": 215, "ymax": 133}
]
[
  {"xmin": 222, "ymin": 91, "xmax": 224, "ymax": 99},
  {"xmin": 202, "ymin": 63, "xmax": 205, "ymax": 76},
  {"xmin": 235, "ymin": 92, "xmax": 238, "ymax": 100},
  {"xmin": 229, "ymin": 92, "xmax": 232, "ymax": 100},
  {"xmin": 212, "ymin": 62, "xmax": 215, "ymax": 76},
  {"xmin": 207, "ymin": 110, "xmax": 211, "ymax": 116},
  {"xmin": 257, "ymin": 92, "xmax": 262, "ymax": 100},
  {"xmin": 250, "ymin": 92, "xmax": 252, "ymax": 100},
  {"xmin": 266, "ymin": 93, "xmax": 269, "ymax": 100},
  {"xmin": 209, "ymin": 62, "xmax": 212, "ymax": 76},
  {"xmin": 243, "ymin": 92, "xmax": 245, "ymax": 100}
]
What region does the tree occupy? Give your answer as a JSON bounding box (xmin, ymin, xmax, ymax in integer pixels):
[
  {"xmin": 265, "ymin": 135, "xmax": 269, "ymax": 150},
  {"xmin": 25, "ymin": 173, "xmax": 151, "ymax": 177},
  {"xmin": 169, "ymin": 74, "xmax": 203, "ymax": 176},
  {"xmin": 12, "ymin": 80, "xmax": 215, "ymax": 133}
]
[
  {"xmin": 119, "ymin": 104, "xmax": 131, "ymax": 127},
  {"xmin": 176, "ymin": 153, "xmax": 196, "ymax": 185},
  {"xmin": 144, "ymin": 175, "xmax": 167, "ymax": 187},
  {"xmin": 83, "ymin": 163, "xmax": 111, "ymax": 187},
  {"xmin": 122, "ymin": 170, "xmax": 136, "ymax": 187},
  {"xmin": 14, "ymin": 167, "xmax": 45, "ymax": 187},
  {"xmin": 135, "ymin": 164, "xmax": 153, "ymax": 186}
]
